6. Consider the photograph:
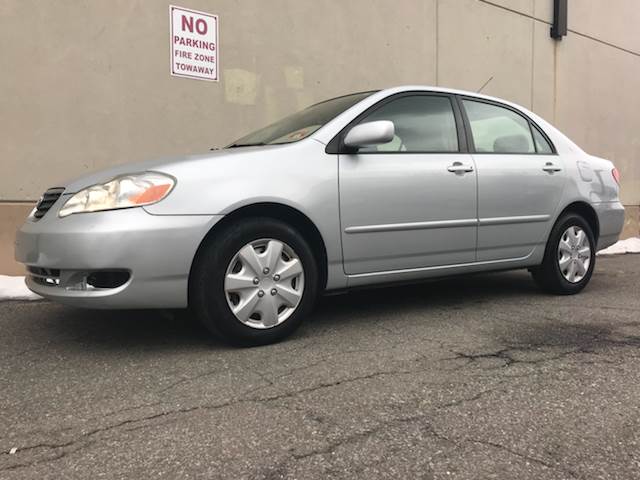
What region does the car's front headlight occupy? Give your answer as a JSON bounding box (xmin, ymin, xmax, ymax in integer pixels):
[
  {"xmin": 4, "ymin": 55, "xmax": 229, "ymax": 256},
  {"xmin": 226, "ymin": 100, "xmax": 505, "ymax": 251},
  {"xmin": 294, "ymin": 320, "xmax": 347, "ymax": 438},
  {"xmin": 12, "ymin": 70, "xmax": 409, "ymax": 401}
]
[{"xmin": 58, "ymin": 172, "xmax": 175, "ymax": 218}]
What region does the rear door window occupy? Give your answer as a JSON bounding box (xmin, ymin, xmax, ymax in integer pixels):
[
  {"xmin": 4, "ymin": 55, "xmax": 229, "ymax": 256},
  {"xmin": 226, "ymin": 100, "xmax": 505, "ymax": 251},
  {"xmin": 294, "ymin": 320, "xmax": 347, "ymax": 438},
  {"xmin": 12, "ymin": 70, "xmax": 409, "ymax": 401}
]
[{"xmin": 463, "ymin": 100, "xmax": 535, "ymax": 154}]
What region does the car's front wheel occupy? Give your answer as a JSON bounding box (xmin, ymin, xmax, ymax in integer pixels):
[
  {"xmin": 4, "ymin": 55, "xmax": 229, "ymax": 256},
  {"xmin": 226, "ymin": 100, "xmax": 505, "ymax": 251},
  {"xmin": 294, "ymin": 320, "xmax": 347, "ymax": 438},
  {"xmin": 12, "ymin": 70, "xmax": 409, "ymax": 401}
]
[
  {"xmin": 190, "ymin": 218, "xmax": 318, "ymax": 346},
  {"xmin": 531, "ymin": 213, "xmax": 596, "ymax": 295}
]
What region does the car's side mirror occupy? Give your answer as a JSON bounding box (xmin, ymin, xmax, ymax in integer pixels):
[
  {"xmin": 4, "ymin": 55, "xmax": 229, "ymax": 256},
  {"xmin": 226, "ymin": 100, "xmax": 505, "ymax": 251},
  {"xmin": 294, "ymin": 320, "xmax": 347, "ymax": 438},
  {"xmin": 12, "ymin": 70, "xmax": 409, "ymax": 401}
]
[{"xmin": 343, "ymin": 121, "xmax": 395, "ymax": 150}]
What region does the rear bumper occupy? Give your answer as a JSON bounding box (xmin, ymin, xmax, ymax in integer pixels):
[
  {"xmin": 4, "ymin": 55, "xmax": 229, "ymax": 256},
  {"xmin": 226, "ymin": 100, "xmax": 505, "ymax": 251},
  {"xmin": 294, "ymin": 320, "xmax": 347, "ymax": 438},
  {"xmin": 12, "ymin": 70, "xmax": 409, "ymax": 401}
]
[
  {"xmin": 594, "ymin": 201, "xmax": 625, "ymax": 251},
  {"xmin": 15, "ymin": 206, "xmax": 222, "ymax": 308}
]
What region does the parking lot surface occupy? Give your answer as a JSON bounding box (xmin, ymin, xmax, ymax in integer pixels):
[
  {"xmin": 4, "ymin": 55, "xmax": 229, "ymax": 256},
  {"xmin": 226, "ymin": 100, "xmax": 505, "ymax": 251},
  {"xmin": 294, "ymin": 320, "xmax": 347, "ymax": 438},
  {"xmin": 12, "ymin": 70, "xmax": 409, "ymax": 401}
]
[{"xmin": 1, "ymin": 255, "xmax": 640, "ymax": 479}]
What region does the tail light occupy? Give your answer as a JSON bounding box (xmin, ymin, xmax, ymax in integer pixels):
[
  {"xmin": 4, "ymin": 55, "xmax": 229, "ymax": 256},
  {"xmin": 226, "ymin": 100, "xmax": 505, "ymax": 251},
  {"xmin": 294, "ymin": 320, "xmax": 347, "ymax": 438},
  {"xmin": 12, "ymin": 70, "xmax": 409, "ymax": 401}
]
[{"xmin": 612, "ymin": 167, "xmax": 621, "ymax": 186}]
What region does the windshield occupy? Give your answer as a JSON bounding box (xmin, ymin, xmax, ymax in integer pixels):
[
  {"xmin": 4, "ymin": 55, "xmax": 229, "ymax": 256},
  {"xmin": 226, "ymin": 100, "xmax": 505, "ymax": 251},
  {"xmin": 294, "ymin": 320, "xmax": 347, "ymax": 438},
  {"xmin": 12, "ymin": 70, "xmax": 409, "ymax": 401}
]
[{"xmin": 227, "ymin": 91, "xmax": 376, "ymax": 148}]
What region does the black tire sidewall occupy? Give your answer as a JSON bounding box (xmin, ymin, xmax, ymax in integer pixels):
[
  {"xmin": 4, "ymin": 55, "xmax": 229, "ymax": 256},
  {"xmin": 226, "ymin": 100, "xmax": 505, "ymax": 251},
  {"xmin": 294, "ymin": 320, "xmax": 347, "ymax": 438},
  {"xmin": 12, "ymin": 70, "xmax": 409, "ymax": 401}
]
[{"xmin": 191, "ymin": 218, "xmax": 318, "ymax": 346}]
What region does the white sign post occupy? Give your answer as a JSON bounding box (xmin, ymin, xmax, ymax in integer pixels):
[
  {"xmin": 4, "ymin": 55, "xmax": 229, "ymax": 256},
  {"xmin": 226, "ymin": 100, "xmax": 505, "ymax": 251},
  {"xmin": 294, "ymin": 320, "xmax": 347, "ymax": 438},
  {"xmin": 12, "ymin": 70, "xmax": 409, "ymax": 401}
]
[{"xmin": 170, "ymin": 5, "xmax": 218, "ymax": 82}]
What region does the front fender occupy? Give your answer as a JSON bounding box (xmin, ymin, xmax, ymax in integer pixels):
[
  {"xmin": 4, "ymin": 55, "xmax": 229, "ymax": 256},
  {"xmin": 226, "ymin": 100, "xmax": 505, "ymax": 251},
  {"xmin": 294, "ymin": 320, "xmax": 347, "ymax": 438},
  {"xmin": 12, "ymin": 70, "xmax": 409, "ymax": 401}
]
[{"xmin": 144, "ymin": 140, "xmax": 346, "ymax": 290}]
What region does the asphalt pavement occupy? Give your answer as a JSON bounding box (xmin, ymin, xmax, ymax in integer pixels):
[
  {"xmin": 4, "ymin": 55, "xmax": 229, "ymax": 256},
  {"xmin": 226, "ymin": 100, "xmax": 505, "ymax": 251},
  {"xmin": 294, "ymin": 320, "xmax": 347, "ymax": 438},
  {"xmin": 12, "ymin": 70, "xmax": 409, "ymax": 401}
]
[{"xmin": 1, "ymin": 255, "xmax": 640, "ymax": 479}]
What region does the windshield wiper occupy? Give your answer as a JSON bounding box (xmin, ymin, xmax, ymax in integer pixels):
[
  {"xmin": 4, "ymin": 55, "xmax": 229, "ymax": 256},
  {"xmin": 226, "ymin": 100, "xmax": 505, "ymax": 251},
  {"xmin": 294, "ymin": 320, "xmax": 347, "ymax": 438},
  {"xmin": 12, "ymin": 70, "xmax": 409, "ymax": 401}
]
[{"xmin": 226, "ymin": 142, "xmax": 269, "ymax": 149}]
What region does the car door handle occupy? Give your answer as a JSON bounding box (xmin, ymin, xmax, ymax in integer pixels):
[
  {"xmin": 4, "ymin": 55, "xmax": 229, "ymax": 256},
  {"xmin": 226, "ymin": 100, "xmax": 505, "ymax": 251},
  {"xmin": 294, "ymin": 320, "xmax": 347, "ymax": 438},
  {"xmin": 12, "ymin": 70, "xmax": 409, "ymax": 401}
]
[
  {"xmin": 542, "ymin": 162, "xmax": 562, "ymax": 173},
  {"xmin": 447, "ymin": 162, "xmax": 474, "ymax": 173}
]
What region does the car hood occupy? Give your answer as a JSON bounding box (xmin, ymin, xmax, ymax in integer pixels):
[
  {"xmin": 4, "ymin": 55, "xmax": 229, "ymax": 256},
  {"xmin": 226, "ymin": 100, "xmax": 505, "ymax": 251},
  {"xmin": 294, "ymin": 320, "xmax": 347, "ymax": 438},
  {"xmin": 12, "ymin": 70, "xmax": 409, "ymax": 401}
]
[{"xmin": 59, "ymin": 146, "xmax": 276, "ymax": 194}]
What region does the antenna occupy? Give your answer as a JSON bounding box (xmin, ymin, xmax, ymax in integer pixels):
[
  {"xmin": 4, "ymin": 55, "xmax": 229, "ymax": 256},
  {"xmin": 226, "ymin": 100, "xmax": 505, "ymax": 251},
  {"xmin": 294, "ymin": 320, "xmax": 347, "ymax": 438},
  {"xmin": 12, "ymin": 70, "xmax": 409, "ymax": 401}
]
[{"xmin": 477, "ymin": 76, "xmax": 494, "ymax": 93}]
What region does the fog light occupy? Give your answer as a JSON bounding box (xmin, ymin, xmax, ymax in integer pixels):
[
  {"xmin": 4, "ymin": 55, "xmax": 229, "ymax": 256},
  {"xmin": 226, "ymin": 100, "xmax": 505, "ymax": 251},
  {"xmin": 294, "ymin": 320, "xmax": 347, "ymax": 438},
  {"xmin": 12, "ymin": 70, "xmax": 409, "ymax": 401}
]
[{"xmin": 86, "ymin": 271, "xmax": 130, "ymax": 289}]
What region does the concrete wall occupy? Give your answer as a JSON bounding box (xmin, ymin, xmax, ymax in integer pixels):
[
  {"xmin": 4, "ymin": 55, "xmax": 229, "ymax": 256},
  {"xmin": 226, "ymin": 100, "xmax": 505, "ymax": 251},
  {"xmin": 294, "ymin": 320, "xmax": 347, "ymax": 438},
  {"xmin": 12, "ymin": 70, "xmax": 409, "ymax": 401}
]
[{"xmin": 1, "ymin": 0, "xmax": 638, "ymax": 273}]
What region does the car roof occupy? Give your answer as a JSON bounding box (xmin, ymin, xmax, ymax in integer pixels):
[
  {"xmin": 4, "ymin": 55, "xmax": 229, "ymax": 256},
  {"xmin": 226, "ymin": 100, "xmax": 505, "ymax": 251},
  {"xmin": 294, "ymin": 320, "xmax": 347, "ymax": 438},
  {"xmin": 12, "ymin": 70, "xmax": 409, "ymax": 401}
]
[
  {"xmin": 375, "ymin": 85, "xmax": 518, "ymax": 107},
  {"xmin": 308, "ymin": 85, "xmax": 513, "ymax": 111}
]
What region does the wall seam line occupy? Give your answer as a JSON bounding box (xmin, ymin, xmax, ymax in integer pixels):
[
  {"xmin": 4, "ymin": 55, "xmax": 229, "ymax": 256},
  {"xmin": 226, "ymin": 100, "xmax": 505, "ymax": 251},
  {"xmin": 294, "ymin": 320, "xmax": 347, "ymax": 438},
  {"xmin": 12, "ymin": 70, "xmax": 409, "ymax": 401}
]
[
  {"xmin": 435, "ymin": 0, "xmax": 439, "ymax": 86},
  {"xmin": 567, "ymin": 29, "xmax": 640, "ymax": 58},
  {"xmin": 478, "ymin": 0, "xmax": 551, "ymax": 24},
  {"xmin": 530, "ymin": 12, "xmax": 535, "ymax": 111},
  {"xmin": 479, "ymin": 0, "xmax": 640, "ymax": 58},
  {"xmin": 553, "ymin": 40, "xmax": 558, "ymax": 124}
]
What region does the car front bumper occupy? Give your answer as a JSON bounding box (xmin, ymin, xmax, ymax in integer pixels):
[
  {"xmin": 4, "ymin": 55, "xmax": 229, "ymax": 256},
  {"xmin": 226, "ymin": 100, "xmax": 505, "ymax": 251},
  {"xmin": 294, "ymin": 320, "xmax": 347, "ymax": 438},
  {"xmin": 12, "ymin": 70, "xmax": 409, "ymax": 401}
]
[{"xmin": 15, "ymin": 205, "xmax": 222, "ymax": 308}]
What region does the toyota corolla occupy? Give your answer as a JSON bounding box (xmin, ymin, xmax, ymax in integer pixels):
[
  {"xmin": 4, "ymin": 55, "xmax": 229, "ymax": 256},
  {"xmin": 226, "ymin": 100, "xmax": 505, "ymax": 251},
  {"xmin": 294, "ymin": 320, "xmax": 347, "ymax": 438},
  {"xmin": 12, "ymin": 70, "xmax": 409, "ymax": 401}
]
[{"xmin": 15, "ymin": 86, "xmax": 625, "ymax": 345}]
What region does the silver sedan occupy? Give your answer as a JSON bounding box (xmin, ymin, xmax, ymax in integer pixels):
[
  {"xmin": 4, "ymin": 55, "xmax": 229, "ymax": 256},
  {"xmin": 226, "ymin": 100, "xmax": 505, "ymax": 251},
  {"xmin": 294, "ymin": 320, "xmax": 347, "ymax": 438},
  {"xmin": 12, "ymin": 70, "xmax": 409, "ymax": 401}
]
[{"xmin": 15, "ymin": 86, "xmax": 625, "ymax": 345}]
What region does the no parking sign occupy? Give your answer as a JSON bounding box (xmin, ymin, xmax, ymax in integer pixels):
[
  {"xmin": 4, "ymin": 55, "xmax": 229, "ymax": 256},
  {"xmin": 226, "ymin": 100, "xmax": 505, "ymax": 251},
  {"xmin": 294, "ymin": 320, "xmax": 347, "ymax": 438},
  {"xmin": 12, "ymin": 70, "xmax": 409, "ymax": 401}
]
[{"xmin": 170, "ymin": 5, "xmax": 219, "ymax": 81}]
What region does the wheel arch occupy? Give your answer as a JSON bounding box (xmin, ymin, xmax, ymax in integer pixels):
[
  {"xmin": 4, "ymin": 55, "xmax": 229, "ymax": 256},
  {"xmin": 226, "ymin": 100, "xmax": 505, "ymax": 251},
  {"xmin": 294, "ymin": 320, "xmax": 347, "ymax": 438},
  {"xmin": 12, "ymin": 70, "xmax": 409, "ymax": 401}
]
[
  {"xmin": 188, "ymin": 202, "xmax": 329, "ymax": 294},
  {"xmin": 555, "ymin": 201, "xmax": 600, "ymax": 241}
]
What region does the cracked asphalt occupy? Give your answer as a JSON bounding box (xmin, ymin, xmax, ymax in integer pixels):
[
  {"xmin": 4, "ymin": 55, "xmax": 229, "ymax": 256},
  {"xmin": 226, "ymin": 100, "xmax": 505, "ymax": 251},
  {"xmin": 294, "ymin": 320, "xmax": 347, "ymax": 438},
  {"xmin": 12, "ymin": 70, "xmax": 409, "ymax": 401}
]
[{"xmin": 1, "ymin": 255, "xmax": 640, "ymax": 479}]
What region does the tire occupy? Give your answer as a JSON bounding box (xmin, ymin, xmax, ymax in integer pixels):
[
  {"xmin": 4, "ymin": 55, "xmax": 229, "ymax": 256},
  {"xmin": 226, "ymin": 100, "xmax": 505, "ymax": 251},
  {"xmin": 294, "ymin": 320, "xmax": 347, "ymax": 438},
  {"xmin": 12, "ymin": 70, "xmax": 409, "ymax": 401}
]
[
  {"xmin": 190, "ymin": 217, "xmax": 319, "ymax": 346},
  {"xmin": 531, "ymin": 213, "xmax": 596, "ymax": 295}
]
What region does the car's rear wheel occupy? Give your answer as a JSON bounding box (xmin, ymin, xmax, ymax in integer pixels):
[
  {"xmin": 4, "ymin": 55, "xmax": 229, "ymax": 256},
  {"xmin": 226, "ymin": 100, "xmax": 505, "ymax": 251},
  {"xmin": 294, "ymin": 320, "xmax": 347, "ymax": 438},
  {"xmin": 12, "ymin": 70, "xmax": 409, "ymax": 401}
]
[
  {"xmin": 190, "ymin": 218, "xmax": 318, "ymax": 346},
  {"xmin": 531, "ymin": 213, "xmax": 596, "ymax": 295}
]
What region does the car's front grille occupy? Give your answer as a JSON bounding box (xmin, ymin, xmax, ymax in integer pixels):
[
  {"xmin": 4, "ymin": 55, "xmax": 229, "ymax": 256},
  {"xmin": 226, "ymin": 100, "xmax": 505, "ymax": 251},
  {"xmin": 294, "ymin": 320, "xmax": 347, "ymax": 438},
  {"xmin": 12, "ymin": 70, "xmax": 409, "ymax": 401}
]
[{"xmin": 33, "ymin": 187, "xmax": 65, "ymax": 219}]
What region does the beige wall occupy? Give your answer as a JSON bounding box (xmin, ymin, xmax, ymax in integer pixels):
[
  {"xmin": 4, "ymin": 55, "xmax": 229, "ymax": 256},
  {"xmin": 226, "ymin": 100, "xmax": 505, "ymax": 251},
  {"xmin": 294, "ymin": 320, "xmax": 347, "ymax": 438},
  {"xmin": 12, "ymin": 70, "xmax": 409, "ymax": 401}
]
[{"xmin": 1, "ymin": 0, "xmax": 639, "ymax": 274}]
